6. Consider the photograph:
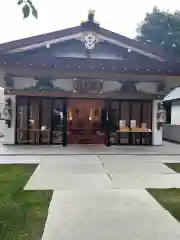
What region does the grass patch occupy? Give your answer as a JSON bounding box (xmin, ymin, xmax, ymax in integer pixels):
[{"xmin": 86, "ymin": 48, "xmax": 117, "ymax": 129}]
[
  {"xmin": 148, "ymin": 163, "xmax": 180, "ymax": 223},
  {"xmin": 148, "ymin": 188, "xmax": 180, "ymax": 223},
  {"xmin": 0, "ymin": 164, "xmax": 52, "ymax": 240},
  {"xmin": 165, "ymin": 163, "xmax": 180, "ymax": 173}
]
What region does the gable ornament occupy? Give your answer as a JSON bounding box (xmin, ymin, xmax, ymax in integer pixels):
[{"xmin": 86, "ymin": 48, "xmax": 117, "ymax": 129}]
[{"xmin": 84, "ymin": 33, "xmax": 97, "ymax": 50}]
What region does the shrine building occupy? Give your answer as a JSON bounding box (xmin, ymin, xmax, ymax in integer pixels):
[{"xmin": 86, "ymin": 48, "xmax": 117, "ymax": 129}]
[{"xmin": 1, "ymin": 10, "xmax": 180, "ymax": 146}]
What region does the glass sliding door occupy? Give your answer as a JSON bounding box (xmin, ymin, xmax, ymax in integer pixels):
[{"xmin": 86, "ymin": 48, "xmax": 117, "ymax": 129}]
[
  {"xmin": 40, "ymin": 98, "xmax": 52, "ymax": 144},
  {"xmin": 112, "ymin": 100, "xmax": 152, "ymax": 146},
  {"xmin": 28, "ymin": 98, "xmax": 40, "ymax": 144},
  {"xmin": 131, "ymin": 101, "xmax": 141, "ymax": 145},
  {"xmin": 119, "ymin": 101, "xmax": 131, "ymax": 144},
  {"xmin": 131, "ymin": 102, "xmax": 141, "ymax": 128},
  {"xmin": 141, "ymin": 101, "xmax": 152, "ymax": 145},
  {"xmin": 110, "ymin": 101, "xmax": 119, "ymax": 145},
  {"xmin": 142, "ymin": 101, "xmax": 152, "ymax": 130},
  {"xmin": 16, "ymin": 96, "xmax": 64, "ymax": 145},
  {"xmin": 52, "ymin": 99, "xmax": 63, "ymax": 144},
  {"xmin": 16, "ymin": 97, "xmax": 152, "ymax": 146},
  {"xmin": 16, "ymin": 98, "xmax": 28, "ymax": 144},
  {"xmin": 121, "ymin": 101, "xmax": 130, "ymax": 127}
]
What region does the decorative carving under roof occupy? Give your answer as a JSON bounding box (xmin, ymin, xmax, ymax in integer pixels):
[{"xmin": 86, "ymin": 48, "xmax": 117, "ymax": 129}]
[
  {"xmin": 121, "ymin": 82, "xmax": 138, "ymax": 93},
  {"xmin": 79, "ymin": 10, "xmax": 102, "ymax": 50},
  {"xmin": 76, "ymin": 32, "xmax": 103, "ymax": 50},
  {"xmin": 24, "ymin": 78, "xmax": 62, "ymax": 92},
  {"xmin": 84, "ymin": 33, "xmax": 97, "ymax": 50},
  {"xmin": 72, "ymin": 78, "xmax": 103, "ymax": 93}
]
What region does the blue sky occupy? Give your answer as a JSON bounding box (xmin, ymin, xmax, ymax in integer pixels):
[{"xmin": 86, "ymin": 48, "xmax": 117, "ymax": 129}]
[{"xmin": 1, "ymin": 0, "xmax": 179, "ymax": 43}]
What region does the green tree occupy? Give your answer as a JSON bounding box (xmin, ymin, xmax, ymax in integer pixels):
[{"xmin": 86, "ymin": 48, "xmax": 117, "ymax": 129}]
[
  {"xmin": 136, "ymin": 7, "xmax": 180, "ymax": 56},
  {"xmin": 17, "ymin": 0, "xmax": 38, "ymax": 19}
]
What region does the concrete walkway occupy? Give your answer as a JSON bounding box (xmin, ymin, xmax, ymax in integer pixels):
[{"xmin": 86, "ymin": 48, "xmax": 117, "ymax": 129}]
[
  {"xmin": 42, "ymin": 190, "xmax": 180, "ymax": 240},
  {"xmin": 1, "ymin": 154, "xmax": 180, "ymax": 164},
  {"xmin": 1, "ymin": 141, "xmax": 180, "ymax": 155},
  {"xmin": 25, "ymin": 155, "xmax": 180, "ymax": 190},
  {"xmin": 24, "ymin": 155, "xmax": 180, "ymax": 239}
]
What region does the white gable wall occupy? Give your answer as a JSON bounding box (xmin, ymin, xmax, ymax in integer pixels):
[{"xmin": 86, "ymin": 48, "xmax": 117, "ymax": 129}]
[
  {"xmin": 0, "ymin": 69, "xmax": 5, "ymax": 88},
  {"xmin": 171, "ymin": 100, "xmax": 180, "ymax": 125},
  {"xmin": 14, "ymin": 77, "xmax": 37, "ymax": 89},
  {"xmin": 0, "ymin": 90, "xmax": 4, "ymax": 137}
]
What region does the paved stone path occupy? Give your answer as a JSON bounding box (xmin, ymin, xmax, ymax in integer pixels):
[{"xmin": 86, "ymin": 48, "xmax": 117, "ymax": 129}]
[{"xmin": 23, "ymin": 155, "xmax": 180, "ymax": 239}]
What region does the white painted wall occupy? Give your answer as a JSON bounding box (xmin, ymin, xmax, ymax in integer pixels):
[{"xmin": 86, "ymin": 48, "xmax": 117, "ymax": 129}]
[
  {"xmin": 102, "ymin": 81, "xmax": 122, "ymax": 93},
  {"xmin": 136, "ymin": 82, "xmax": 157, "ymax": 94},
  {"xmin": 171, "ymin": 101, "xmax": 180, "ymax": 125},
  {"xmin": 152, "ymin": 100, "xmax": 163, "ymax": 145},
  {"xmin": 0, "ymin": 120, "xmax": 4, "ymax": 136},
  {"xmin": 0, "ymin": 69, "xmax": 5, "ymax": 88},
  {"xmin": 54, "ymin": 79, "xmax": 73, "ymax": 91},
  {"xmin": 14, "ymin": 77, "xmax": 37, "ymax": 89},
  {"xmin": 3, "ymin": 95, "xmax": 16, "ymax": 144},
  {"xmin": 0, "ymin": 90, "xmax": 4, "ymax": 136}
]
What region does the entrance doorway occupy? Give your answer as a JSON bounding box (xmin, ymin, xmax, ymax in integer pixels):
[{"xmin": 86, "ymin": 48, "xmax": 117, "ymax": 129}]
[
  {"xmin": 15, "ymin": 96, "xmax": 152, "ymax": 146},
  {"xmin": 67, "ymin": 99, "xmax": 105, "ymax": 144}
]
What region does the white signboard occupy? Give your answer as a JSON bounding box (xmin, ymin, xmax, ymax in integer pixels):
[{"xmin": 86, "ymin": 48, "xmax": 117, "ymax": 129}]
[
  {"xmin": 119, "ymin": 120, "xmax": 126, "ymax": 128},
  {"xmin": 130, "ymin": 120, "xmax": 136, "ymax": 128}
]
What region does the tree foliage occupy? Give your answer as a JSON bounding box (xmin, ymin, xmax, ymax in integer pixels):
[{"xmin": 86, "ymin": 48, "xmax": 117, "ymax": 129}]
[
  {"xmin": 136, "ymin": 7, "xmax": 180, "ymax": 56},
  {"xmin": 17, "ymin": 0, "xmax": 38, "ymax": 19}
]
